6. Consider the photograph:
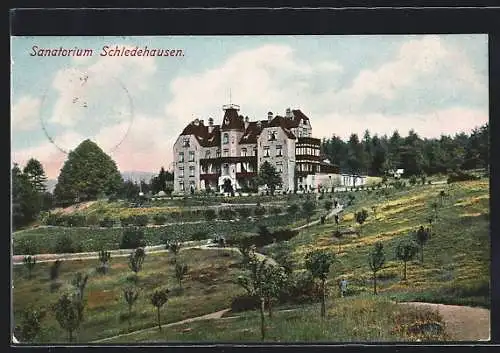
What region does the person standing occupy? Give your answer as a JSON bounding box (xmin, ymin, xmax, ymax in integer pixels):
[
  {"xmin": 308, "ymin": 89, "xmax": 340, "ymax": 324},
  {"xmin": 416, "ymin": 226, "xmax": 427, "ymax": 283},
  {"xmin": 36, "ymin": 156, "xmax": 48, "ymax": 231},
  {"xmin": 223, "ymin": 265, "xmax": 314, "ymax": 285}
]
[{"xmin": 339, "ymin": 278, "xmax": 348, "ymax": 297}]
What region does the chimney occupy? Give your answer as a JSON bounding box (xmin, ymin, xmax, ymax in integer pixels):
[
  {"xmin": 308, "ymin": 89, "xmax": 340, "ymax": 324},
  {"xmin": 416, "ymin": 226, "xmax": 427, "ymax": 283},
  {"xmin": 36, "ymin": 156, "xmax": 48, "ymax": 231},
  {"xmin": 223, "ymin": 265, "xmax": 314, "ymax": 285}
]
[
  {"xmin": 267, "ymin": 111, "xmax": 273, "ymax": 122},
  {"xmin": 244, "ymin": 116, "xmax": 249, "ymax": 129},
  {"xmin": 285, "ymin": 107, "xmax": 292, "ymax": 119},
  {"xmin": 208, "ymin": 117, "xmax": 214, "ymax": 133},
  {"xmin": 194, "ymin": 118, "xmax": 200, "ymax": 126},
  {"xmin": 200, "ymin": 119, "xmax": 204, "ymax": 125}
]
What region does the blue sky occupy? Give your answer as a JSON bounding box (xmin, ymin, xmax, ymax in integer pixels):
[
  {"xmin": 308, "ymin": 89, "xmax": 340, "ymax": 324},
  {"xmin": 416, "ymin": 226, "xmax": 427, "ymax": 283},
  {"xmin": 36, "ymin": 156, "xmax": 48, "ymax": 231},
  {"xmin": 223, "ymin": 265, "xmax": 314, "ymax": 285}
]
[{"xmin": 11, "ymin": 35, "xmax": 488, "ymax": 178}]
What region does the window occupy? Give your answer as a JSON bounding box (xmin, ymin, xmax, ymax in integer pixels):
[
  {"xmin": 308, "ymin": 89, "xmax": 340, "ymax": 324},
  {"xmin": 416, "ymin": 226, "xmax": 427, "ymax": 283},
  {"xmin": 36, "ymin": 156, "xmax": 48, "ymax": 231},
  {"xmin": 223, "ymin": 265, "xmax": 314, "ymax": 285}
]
[
  {"xmin": 189, "ymin": 166, "xmax": 195, "ymax": 177},
  {"xmin": 223, "ymin": 149, "xmax": 229, "ymax": 157},
  {"xmin": 276, "ymin": 161, "xmax": 283, "ymax": 173},
  {"xmin": 189, "ymin": 151, "xmax": 195, "ymax": 162},
  {"xmin": 264, "ymin": 146, "xmax": 270, "ymax": 157},
  {"xmin": 223, "ymin": 133, "xmax": 229, "ymax": 144},
  {"xmin": 179, "ymin": 167, "xmax": 184, "ymax": 178},
  {"xmin": 223, "ymin": 164, "xmax": 229, "ymax": 175},
  {"xmin": 183, "ymin": 138, "xmax": 190, "ymax": 147},
  {"xmin": 253, "ymin": 147, "xmax": 258, "ymax": 156},
  {"xmin": 205, "ymin": 150, "xmax": 211, "ymax": 158},
  {"xmin": 178, "ymin": 152, "xmax": 184, "ymax": 163},
  {"xmin": 231, "ymin": 136, "xmax": 235, "ymax": 144},
  {"xmin": 179, "ymin": 181, "xmax": 184, "ymax": 191},
  {"xmin": 276, "ymin": 145, "xmax": 282, "ymax": 157},
  {"xmin": 241, "ymin": 148, "xmax": 247, "ymax": 157},
  {"xmin": 303, "ymin": 128, "xmax": 308, "ymax": 137},
  {"xmin": 216, "ymin": 149, "xmax": 221, "ymax": 158},
  {"xmin": 268, "ymin": 130, "xmax": 277, "ymax": 141}
]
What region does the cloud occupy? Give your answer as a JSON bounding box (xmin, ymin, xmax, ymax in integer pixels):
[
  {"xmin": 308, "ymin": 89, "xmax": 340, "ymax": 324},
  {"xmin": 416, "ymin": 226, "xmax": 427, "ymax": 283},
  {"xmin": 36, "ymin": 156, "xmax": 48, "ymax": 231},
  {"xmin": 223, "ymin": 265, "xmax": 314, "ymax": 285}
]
[
  {"xmin": 48, "ymin": 44, "xmax": 157, "ymax": 128},
  {"xmin": 330, "ymin": 35, "xmax": 487, "ymax": 113},
  {"xmin": 165, "ymin": 44, "xmax": 343, "ymax": 133},
  {"xmin": 11, "ymin": 96, "xmax": 41, "ymax": 131},
  {"xmin": 12, "ymin": 131, "xmax": 84, "ymax": 178}
]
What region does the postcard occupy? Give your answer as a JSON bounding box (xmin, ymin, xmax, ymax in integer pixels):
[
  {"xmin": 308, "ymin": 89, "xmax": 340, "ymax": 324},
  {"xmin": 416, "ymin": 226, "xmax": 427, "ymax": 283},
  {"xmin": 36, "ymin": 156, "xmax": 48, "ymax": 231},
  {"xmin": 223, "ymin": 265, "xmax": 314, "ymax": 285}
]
[{"xmin": 11, "ymin": 34, "xmax": 490, "ymax": 344}]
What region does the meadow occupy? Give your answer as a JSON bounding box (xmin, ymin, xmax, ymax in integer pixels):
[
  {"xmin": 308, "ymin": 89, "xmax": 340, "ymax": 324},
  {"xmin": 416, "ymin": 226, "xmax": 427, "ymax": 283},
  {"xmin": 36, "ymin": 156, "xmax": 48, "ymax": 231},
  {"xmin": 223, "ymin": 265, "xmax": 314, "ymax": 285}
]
[
  {"xmin": 12, "ymin": 178, "xmax": 490, "ymax": 343},
  {"xmin": 12, "ymin": 248, "xmax": 246, "ymax": 343},
  {"xmin": 277, "ymin": 179, "xmax": 490, "ymax": 308},
  {"xmin": 107, "ymin": 296, "xmax": 448, "ymax": 343}
]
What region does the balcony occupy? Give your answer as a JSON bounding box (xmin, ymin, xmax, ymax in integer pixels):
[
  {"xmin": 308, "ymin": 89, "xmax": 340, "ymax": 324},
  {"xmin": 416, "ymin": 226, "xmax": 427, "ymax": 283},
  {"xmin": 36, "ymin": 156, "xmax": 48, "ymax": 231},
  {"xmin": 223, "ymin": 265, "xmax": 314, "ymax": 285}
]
[
  {"xmin": 200, "ymin": 173, "xmax": 219, "ymax": 180},
  {"xmin": 296, "ymin": 155, "xmax": 320, "ymax": 161},
  {"xmin": 200, "ymin": 156, "xmax": 257, "ymax": 164},
  {"xmin": 297, "ymin": 137, "xmax": 321, "ymax": 146},
  {"xmin": 236, "ymin": 171, "xmax": 257, "ymax": 178}
]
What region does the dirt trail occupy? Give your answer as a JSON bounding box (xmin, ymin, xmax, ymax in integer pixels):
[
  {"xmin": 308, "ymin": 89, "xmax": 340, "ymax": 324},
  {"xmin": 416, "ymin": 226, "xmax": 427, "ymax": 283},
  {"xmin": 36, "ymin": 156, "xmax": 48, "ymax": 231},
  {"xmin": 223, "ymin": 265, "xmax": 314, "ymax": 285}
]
[
  {"xmin": 398, "ymin": 302, "xmax": 490, "ymax": 341},
  {"xmin": 92, "ymin": 309, "xmax": 231, "ymax": 343}
]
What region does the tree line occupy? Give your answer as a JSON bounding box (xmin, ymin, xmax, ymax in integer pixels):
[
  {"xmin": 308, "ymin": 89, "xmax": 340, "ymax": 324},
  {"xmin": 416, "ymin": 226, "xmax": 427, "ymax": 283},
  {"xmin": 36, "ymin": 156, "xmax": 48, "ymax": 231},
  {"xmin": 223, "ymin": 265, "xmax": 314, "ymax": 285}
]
[{"xmin": 321, "ymin": 124, "xmax": 489, "ymax": 177}]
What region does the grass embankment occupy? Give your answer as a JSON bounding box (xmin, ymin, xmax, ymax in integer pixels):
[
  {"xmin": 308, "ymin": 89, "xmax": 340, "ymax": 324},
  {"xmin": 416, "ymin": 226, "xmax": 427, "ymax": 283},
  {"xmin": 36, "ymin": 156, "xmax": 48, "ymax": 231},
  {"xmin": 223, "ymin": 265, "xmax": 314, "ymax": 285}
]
[
  {"xmin": 108, "ymin": 296, "xmax": 447, "ymax": 343},
  {"xmin": 281, "ymin": 179, "xmax": 490, "ymax": 308},
  {"xmin": 13, "ymin": 214, "xmax": 299, "ymax": 255},
  {"xmin": 12, "ymin": 248, "xmax": 246, "ymax": 343}
]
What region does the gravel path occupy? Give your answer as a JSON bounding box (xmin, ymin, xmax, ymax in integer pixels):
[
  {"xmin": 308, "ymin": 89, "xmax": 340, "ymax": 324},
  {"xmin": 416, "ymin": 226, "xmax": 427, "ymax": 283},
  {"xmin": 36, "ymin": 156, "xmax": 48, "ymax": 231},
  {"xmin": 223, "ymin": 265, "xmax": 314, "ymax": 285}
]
[{"xmin": 398, "ymin": 302, "xmax": 490, "ymax": 341}]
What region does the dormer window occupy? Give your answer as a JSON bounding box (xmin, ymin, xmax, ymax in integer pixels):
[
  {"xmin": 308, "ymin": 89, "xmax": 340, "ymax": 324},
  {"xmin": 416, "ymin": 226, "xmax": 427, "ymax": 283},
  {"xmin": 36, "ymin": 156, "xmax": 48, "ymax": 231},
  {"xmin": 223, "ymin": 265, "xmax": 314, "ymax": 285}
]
[
  {"xmin": 223, "ymin": 133, "xmax": 229, "ymax": 144},
  {"xmin": 268, "ymin": 130, "xmax": 277, "ymax": 141}
]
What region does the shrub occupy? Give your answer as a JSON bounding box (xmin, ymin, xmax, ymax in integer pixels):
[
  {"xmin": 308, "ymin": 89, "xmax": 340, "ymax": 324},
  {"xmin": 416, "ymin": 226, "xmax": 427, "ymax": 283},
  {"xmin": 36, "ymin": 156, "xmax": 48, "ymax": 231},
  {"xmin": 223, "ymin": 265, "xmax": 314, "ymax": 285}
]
[
  {"xmin": 270, "ymin": 207, "xmax": 282, "ymax": 216},
  {"xmin": 99, "ymin": 217, "xmax": 115, "ymax": 228},
  {"xmin": 153, "ymin": 214, "xmax": 167, "ymax": 225},
  {"xmin": 204, "ymin": 209, "xmax": 217, "ymax": 220},
  {"xmin": 219, "ymin": 208, "xmax": 237, "ymax": 220},
  {"xmin": 120, "ymin": 227, "xmax": 146, "ymax": 249},
  {"xmin": 133, "ymin": 215, "xmax": 149, "ymax": 227},
  {"xmin": 85, "ymin": 214, "xmax": 99, "ymax": 227},
  {"xmin": 120, "ymin": 216, "xmax": 134, "ymax": 227},
  {"xmin": 50, "ymin": 260, "xmax": 62, "ymax": 281},
  {"xmin": 272, "ymin": 229, "xmax": 298, "ymax": 242},
  {"xmin": 191, "ymin": 231, "xmax": 207, "ymax": 241},
  {"xmin": 278, "ymin": 272, "xmax": 322, "ymax": 305},
  {"xmin": 230, "ymin": 294, "xmax": 260, "ymax": 313},
  {"xmin": 53, "ymin": 234, "xmax": 82, "ymax": 253},
  {"xmin": 447, "ymin": 171, "xmax": 480, "ymax": 183},
  {"xmin": 254, "ymin": 206, "xmax": 266, "ymax": 217},
  {"xmin": 65, "ymin": 214, "xmax": 86, "ymax": 227},
  {"xmin": 45, "ymin": 213, "xmax": 63, "ymax": 226},
  {"xmin": 235, "ymin": 208, "xmax": 252, "ymax": 219}
]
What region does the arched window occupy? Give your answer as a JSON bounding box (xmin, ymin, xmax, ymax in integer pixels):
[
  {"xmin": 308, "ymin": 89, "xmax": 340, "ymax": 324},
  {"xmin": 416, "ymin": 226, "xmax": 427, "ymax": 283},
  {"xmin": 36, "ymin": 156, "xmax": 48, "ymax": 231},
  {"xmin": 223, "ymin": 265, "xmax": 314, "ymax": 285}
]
[{"xmin": 223, "ymin": 133, "xmax": 229, "ymax": 144}]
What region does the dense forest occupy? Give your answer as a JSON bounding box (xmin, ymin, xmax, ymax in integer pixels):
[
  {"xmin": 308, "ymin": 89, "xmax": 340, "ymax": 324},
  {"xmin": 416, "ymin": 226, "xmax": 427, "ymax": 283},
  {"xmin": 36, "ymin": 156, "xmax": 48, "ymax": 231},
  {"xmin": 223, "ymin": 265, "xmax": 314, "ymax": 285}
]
[{"xmin": 320, "ymin": 124, "xmax": 489, "ymax": 177}]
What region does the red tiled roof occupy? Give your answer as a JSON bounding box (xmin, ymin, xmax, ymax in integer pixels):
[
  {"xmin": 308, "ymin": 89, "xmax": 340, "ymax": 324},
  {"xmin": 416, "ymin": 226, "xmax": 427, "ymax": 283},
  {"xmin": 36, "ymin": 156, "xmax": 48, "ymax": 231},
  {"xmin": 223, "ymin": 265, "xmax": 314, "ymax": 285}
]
[
  {"xmin": 180, "ymin": 122, "xmax": 221, "ymax": 147},
  {"xmin": 221, "ymin": 108, "xmax": 245, "ymax": 130},
  {"xmin": 268, "ymin": 115, "xmax": 297, "ymax": 139},
  {"xmin": 180, "ymin": 108, "xmax": 309, "ymax": 146},
  {"xmin": 292, "ymin": 109, "xmax": 310, "ymax": 126},
  {"xmin": 239, "ymin": 120, "xmax": 269, "ymax": 144}
]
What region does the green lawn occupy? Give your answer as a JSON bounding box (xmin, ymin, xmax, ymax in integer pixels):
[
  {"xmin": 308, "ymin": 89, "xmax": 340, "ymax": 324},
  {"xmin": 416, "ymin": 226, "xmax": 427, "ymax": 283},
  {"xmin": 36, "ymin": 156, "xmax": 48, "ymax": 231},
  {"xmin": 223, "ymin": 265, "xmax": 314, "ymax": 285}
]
[
  {"xmin": 12, "ymin": 248, "xmax": 246, "ymax": 343},
  {"xmin": 285, "ymin": 179, "xmax": 490, "ymax": 308},
  {"xmin": 107, "ymin": 296, "xmax": 448, "ymax": 343}
]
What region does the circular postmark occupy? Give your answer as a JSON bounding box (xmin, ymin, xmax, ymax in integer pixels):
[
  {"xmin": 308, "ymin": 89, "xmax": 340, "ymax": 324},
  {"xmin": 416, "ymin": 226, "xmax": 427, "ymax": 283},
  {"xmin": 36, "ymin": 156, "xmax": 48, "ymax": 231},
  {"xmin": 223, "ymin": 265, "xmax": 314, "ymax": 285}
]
[{"xmin": 38, "ymin": 68, "xmax": 134, "ymax": 154}]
